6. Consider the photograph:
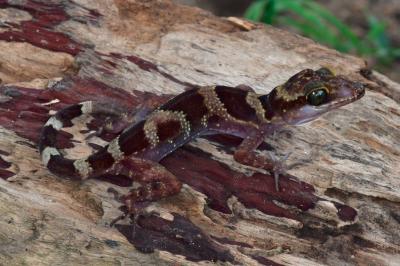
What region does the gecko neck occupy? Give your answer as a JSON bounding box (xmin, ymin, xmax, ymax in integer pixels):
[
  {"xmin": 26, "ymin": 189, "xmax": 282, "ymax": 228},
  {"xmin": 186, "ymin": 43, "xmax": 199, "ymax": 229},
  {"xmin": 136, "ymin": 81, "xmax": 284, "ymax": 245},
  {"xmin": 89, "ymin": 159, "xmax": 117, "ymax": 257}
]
[{"xmin": 258, "ymin": 93, "xmax": 277, "ymax": 121}]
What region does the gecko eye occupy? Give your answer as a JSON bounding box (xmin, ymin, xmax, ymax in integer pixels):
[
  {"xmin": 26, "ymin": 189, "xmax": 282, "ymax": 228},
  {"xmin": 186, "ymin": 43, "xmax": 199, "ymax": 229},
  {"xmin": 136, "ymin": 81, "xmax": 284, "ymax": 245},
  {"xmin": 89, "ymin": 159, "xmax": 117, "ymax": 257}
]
[{"xmin": 307, "ymin": 88, "xmax": 329, "ymax": 106}]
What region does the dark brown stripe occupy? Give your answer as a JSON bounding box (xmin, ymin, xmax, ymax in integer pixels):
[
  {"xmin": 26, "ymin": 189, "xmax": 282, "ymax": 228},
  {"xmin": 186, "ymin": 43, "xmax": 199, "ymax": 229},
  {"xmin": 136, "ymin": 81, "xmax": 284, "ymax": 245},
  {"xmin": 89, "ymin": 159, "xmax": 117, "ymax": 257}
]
[
  {"xmin": 55, "ymin": 104, "xmax": 83, "ymax": 126},
  {"xmin": 161, "ymin": 89, "xmax": 208, "ymax": 126},
  {"xmin": 258, "ymin": 94, "xmax": 275, "ymax": 120},
  {"xmin": 47, "ymin": 155, "xmax": 80, "ymax": 179},
  {"xmin": 157, "ymin": 120, "xmax": 182, "ymax": 142},
  {"xmin": 88, "ymin": 150, "xmax": 115, "ymax": 175},
  {"xmin": 39, "ymin": 126, "xmax": 58, "ymax": 152},
  {"xmin": 118, "ymin": 121, "xmax": 150, "ymax": 155},
  {"xmin": 214, "ymin": 86, "xmax": 257, "ymax": 122}
]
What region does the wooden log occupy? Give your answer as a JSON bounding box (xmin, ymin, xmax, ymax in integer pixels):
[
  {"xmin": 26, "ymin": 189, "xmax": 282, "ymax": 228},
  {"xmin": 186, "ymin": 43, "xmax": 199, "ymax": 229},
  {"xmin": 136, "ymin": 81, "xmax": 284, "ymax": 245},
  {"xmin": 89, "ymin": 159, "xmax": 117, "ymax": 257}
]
[{"xmin": 0, "ymin": 0, "xmax": 399, "ymax": 265}]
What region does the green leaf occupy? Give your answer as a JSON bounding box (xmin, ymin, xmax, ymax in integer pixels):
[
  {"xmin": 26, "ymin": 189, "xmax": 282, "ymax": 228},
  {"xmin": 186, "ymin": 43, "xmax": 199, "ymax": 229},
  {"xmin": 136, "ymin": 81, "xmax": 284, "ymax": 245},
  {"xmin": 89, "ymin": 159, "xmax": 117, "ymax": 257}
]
[
  {"xmin": 244, "ymin": 0, "xmax": 270, "ymax": 22},
  {"xmin": 304, "ymin": 1, "xmax": 363, "ymax": 52},
  {"xmin": 261, "ymin": 0, "xmax": 276, "ymax": 24},
  {"xmin": 275, "ymin": 1, "xmax": 343, "ymax": 50},
  {"xmin": 367, "ymin": 15, "xmax": 389, "ymax": 49},
  {"xmin": 245, "ymin": 0, "xmax": 399, "ymax": 70}
]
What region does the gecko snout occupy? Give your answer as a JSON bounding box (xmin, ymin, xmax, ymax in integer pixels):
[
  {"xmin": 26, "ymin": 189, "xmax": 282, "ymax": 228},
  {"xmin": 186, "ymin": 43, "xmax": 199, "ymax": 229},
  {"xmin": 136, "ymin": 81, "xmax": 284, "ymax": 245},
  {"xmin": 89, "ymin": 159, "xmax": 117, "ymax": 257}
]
[{"xmin": 353, "ymin": 82, "xmax": 365, "ymax": 99}]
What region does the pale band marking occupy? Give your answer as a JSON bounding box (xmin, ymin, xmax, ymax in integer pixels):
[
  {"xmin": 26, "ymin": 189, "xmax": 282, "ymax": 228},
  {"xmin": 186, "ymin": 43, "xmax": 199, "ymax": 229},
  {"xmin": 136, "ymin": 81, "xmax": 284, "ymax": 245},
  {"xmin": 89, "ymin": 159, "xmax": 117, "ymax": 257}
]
[
  {"xmin": 275, "ymin": 85, "xmax": 303, "ymax": 101},
  {"xmin": 143, "ymin": 120, "xmax": 159, "ymax": 148},
  {"xmin": 144, "ymin": 110, "xmax": 191, "ymax": 148},
  {"xmin": 41, "ymin": 147, "xmax": 61, "ymax": 166},
  {"xmin": 45, "ymin": 117, "xmax": 63, "ymax": 130},
  {"xmin": 198, "ymin": 86, "xmax": 259, "ymax": 127},
  {"xmin": 107, "ymin": 136, "xmax": 124, "ymax": 160},
  {"xmin": 73, "ymin": 159, "xmax": 93, "ymax": 179},
  {"xmin": 246, "ymin": 92, "xmax": 270, "ymax": 123},
  {"xmin": 80, "ymin": 101, "xmax": 93, "ymax": 114},
  {"xmin": 198, "ymin": 86, "xmax": 229, "ymax": 118}
]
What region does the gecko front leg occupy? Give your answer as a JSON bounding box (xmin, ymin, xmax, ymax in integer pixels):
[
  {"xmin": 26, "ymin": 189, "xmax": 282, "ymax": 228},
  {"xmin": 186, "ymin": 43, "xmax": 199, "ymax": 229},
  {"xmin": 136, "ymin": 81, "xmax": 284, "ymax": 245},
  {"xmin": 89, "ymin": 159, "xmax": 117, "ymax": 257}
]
[
  {"xmin": 233, "ymin": 130, "xmax": 289, "ymax": 191},
  {"xmin": 207, "ymin": 121, "xmax": 287, "ymax": 191}
]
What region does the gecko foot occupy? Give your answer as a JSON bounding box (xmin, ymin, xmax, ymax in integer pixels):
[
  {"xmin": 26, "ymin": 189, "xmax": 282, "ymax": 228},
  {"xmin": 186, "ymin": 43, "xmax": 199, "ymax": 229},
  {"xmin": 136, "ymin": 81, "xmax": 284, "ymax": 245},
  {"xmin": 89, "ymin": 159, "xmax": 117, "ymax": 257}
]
[
  {"xmin": 109, "ymin": 202, "xmax": 149, "ymax": 227},
  {"xmin": 107, "ymin": 187, "xmax": 129, "ymax": 226},
  {"xmin": 107, "ymin": 187, "xmax": 149, "ymax": 227},
  {"xmin": 270, "ymin": 152, "xmax": 294, "ymax": 191}
]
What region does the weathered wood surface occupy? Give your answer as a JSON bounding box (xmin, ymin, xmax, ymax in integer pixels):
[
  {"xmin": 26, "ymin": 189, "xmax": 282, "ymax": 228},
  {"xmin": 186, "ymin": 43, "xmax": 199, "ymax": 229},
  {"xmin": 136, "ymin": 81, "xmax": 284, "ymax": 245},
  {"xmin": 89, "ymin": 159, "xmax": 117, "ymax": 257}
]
[{"xmin": 0, "ymin": 0, "xmax": 399, "ymax": 265}]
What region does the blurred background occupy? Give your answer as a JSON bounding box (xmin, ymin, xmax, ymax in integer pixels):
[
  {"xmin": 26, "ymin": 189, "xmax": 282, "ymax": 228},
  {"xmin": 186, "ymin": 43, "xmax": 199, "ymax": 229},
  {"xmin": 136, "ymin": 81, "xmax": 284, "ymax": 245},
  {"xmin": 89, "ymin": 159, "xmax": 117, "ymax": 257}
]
[{"xmin": 174, "ymin": 0, "xmax": 400, "ymax": 82}]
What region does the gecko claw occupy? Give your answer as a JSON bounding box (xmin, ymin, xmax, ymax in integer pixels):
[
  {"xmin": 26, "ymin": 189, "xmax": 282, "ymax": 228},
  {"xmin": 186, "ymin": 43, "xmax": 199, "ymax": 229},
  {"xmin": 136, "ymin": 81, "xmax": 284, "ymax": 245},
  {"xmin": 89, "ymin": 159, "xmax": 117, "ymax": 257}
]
[
  {"xmin": 274, "ymin": 171, "xmax": 280, "ymax": 191},
  {"xmin": 270, "ymin": 151, "xmax": 293, "ymax": 192},
  {"xmin": 110, "ymin": 213, "xmax": 128, "ymax": 227}
]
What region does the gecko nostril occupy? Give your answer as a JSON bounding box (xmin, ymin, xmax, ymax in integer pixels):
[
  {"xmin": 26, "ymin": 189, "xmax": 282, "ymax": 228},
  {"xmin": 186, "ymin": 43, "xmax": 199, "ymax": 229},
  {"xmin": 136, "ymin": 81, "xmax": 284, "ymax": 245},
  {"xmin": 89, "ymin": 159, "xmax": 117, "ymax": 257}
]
[
  {"xmin": 353, "ymin": 82, "xmax": 365, "ymax": 98},
  {"xmin": 354, "ymin": 82, "xmax": 364, "ymax": 91}
]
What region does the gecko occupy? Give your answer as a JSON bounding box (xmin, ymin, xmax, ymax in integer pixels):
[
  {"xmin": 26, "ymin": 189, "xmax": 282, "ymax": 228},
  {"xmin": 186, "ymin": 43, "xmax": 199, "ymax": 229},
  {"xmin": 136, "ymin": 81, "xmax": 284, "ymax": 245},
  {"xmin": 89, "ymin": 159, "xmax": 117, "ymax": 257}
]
[{"xmin": 39, "ymin": 68, "xmax": 365, "ymax": 216}]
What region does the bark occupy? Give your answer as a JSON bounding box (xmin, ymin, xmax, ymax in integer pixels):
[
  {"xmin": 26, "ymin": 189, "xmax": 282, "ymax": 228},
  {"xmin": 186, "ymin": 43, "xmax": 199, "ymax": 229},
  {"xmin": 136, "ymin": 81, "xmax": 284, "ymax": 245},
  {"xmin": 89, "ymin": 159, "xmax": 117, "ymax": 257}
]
[{"xmin": 0, "ymin": 0, "xmax": 399, "ymax": 265}]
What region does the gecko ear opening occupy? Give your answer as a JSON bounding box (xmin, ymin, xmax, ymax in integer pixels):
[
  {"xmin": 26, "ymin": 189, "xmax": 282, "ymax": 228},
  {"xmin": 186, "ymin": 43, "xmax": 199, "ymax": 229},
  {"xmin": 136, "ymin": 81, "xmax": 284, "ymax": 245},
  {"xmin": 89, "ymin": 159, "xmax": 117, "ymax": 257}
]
[{"xmin": 316, "ymin": 67, "xmax": 335, "ymax": 78}]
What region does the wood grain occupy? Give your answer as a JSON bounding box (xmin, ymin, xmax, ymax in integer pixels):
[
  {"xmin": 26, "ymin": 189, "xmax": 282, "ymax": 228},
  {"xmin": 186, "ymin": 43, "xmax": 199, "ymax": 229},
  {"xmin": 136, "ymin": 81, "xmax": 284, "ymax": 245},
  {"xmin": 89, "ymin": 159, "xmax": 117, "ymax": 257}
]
[{"xmin": 0, "ymin": 0, "xmax": 398, "ymax": 265}]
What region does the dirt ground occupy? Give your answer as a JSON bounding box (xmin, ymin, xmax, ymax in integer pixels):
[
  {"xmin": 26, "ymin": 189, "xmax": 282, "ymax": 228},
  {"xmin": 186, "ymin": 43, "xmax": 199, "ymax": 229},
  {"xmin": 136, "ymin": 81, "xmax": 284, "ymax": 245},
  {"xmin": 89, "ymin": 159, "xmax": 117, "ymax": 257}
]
[{"xmin": 174, "ymin": 0, "xmax": 400, "ymax": 82}]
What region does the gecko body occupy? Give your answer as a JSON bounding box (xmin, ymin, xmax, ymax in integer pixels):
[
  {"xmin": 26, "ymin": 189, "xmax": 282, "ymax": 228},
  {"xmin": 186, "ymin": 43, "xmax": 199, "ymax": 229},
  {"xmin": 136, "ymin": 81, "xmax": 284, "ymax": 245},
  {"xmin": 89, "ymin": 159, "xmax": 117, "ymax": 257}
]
[{"xmin": 39, "ymin": 68, "xmax": 365, "ymax": 214}]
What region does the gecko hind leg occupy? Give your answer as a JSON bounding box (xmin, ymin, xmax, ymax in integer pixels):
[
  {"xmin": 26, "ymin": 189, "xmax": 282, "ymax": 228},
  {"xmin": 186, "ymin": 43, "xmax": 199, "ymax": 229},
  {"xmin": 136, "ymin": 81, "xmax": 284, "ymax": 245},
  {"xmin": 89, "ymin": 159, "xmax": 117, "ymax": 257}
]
[
  {"xmin": 105, "ymin": 157, "xmax": 182, "ymax": 219},
  {"xmin": 107, "ymin": 186, "xmax": 150, "ymax": 227},
  {"xmin": 84, "ymin": 101, "xmax": 153, "ymax": 140},
  {"xmin": 86, "ymin": 102, "xmax": 140, "ymax": 140}
]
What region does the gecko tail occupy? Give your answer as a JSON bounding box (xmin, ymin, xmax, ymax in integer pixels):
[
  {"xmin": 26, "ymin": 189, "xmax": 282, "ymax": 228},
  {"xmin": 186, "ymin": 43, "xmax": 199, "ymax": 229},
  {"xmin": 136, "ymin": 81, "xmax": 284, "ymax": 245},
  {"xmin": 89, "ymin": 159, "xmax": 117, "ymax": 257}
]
[{"xmin": 39, "ymin": 101, "xmax": 96, "ymax": 180}]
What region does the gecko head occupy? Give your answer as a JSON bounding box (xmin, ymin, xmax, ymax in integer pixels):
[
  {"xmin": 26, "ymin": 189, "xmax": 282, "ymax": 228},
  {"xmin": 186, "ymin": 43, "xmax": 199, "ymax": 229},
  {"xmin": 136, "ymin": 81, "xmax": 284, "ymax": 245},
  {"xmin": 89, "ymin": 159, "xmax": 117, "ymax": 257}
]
[{"xmin": 261, "ymin": 68, "xmax": 365, "ymax": 125}]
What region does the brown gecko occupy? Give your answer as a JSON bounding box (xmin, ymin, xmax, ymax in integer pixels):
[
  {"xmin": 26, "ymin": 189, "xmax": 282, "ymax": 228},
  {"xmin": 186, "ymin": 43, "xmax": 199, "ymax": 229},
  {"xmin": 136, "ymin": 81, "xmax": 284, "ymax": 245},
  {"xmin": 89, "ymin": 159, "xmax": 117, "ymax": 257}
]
[{"xmin": 39, "ymin": 68, "xmax": 365, "ymax": 216}]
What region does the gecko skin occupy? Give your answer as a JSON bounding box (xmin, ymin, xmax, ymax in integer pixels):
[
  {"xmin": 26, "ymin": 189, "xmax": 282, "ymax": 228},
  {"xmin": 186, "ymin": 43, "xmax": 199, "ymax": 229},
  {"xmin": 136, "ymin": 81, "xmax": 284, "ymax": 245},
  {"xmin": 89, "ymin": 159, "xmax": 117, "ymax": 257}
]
[{"xmin": 39, "ymin": 68, "xmax": 364, "ymax": 214}]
